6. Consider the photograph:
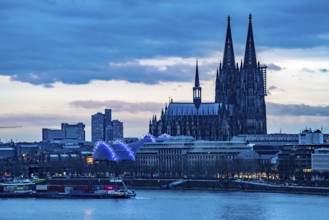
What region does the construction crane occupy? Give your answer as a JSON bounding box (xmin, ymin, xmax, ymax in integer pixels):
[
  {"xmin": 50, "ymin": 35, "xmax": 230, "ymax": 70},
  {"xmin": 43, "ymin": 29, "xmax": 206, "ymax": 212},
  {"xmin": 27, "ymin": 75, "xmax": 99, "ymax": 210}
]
[{"xmin": 0, "ymin": 126, "xmax": 23, "ymax": 129}]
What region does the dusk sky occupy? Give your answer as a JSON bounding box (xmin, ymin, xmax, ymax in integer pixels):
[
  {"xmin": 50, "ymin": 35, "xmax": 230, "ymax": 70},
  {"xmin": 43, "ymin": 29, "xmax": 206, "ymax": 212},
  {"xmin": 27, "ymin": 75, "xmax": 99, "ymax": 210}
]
[{"xmin": 1, "ymin": 0, "xmax": 329, "ymax": 142}]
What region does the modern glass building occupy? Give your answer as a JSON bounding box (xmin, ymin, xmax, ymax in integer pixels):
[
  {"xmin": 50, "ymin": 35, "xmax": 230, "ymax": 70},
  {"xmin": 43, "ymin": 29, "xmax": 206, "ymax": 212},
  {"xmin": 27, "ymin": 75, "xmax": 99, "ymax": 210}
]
[
  {"xmin": 91, "ymin": 109, "xmax": 124, "ymax": 142},
  {"xmin": 91, "ymin": 112, "xmax": 105, "ymax": 142}
]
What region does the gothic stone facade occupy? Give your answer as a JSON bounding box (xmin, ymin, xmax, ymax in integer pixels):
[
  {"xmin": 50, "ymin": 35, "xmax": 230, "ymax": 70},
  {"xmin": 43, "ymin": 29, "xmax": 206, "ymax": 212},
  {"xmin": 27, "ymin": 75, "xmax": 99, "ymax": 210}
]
[{"xmin": 149, "ymin": 15, "xmax": 267, "ymax": 141}]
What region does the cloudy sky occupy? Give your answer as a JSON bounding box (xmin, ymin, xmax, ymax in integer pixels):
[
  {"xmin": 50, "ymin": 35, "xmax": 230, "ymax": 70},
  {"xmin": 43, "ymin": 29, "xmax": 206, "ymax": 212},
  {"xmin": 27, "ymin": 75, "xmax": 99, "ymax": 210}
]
[{"xmin": 1, "ymin": 0, "xmax": 329, "ymax": 142}]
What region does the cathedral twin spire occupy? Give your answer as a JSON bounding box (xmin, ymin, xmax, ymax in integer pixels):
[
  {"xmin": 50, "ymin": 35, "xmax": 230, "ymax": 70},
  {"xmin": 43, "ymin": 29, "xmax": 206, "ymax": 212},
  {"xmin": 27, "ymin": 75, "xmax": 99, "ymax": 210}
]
[
  {"xmin": 221, "ymin": 14, "xmax": 257, "ymax": 70},
  {"xmin": 216, "ymin": 14, "xmax": 258, "ymax": 104},
  {"xmin": 215, "ymin": 14, "xmax": 267, "ymax": 135},
  {"xmin": 244, "ymin": 14, "xmax": 257, "ymax": 69},
  {"xmin": 149, "ymin": 14, "xmax": 267, "ymax": 140},
  {"xmin": 200, "ymin": 15, "xmax": 259, "ymax": 107},
  {"xmin": 222, "ymin": 16, "xmax": 236, "ymax": 70}
]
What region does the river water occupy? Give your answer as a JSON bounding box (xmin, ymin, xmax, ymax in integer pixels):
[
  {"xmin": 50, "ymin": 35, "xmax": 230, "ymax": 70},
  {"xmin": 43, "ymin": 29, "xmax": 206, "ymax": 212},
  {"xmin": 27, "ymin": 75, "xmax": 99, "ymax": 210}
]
[{"xmin": 1, "ymin": 190, "xmax": 328, "ymax": 220}]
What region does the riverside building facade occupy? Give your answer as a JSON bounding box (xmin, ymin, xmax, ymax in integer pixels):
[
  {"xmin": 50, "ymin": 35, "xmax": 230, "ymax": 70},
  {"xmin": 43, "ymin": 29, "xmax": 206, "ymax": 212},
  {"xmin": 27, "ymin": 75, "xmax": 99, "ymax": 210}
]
[
  {"xmin": 149, "ymin": 15, "xmax": 267, "ymax": 141},
  {"xmin": 135, "ymin": 135, "xmax": 253, "ymax": 178},
  {"xmin": 312, "ymin": 148, "xmax": 329, "ymax": 174},
  {"xmin": 277, "ymin": 129, "xmax": 329, "ymax": 180}
]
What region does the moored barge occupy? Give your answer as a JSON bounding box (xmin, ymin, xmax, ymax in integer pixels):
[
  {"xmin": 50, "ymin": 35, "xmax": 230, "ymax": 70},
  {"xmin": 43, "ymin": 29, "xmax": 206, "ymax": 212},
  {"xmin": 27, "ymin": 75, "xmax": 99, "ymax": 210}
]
[{"xmin": 0, "ymin": 178, "xmax": 136, "ymax": 199}]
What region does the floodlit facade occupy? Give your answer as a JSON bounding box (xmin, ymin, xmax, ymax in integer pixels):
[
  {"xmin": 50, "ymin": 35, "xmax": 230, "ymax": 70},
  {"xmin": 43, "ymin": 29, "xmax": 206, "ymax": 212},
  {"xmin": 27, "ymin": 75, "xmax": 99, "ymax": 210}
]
[
  {"xmin": 278, "ymin": 130, "xmax": 329, "ymax": 180},
  {"xmin": 299, "ymin": 129, "xmax": 324, "ymax": 145},
  {"xmin": 135, "ymin": 136, "xmax": 253, "ymax": 177},
  {"xmin": 312, "ymin": 148, "xmax": 329, "ymax": 173}
]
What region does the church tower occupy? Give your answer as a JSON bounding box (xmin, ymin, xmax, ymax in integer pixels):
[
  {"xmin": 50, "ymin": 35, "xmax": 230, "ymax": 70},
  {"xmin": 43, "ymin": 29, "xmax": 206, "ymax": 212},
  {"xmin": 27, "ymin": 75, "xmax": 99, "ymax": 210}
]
[
  {"xmin": 239, "ymin": 14, "xmax": 267, "ymax": 134},
  {"xmin": 149, "ymin": 15, "xmax": 267, "ymax": 141},
  {"xmin": 215, "ymin": 16, "xmax": 240, "ymax": 138},
  {"xmin": 193, "ymin": 59, "xmax": 202, "ymax": 109},
  {"xmin": 215, "ymin": 16, "xmax": 238, "ymax": 105}
]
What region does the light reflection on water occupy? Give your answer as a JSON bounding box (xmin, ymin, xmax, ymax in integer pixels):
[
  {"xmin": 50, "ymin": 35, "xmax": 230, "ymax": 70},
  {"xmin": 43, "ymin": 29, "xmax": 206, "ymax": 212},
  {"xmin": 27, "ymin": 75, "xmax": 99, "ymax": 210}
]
[
  {"xmin": 83, "ymin": 208, "xmax": 94, "ymax": 220},
  {"xmin": 1, "ymin": 191, "xmax": 329, "ymax": 220}
]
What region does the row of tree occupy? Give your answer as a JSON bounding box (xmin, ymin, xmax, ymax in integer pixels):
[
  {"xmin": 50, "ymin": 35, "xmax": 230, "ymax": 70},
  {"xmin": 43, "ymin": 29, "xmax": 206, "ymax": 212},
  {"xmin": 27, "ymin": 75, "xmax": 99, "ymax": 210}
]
[
  {"xmin": 2, "ymin": 157, "xmax": 277, "ymax": 180},
  {"xmin": 2, "ymin": 156, "xmax": 329, "ymax": 183}
]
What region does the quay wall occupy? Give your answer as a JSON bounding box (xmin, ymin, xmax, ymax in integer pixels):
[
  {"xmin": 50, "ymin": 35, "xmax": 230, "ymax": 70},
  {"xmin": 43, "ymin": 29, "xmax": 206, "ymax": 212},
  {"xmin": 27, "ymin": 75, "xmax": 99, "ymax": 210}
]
[{"xmin": 45, "ymin": 178, "xmax": 329, "ymax": 195}]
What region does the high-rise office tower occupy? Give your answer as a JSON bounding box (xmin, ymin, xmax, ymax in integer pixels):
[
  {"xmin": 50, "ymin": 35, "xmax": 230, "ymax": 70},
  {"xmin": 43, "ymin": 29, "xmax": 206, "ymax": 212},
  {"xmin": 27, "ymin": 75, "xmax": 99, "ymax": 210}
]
[
  {"xmin": 91, "ymin": 112, "xmax": 105, "ymax": 142},
  {"xmin": 91, "ymin": 109, "xmax": 124, "ymax": 142}
]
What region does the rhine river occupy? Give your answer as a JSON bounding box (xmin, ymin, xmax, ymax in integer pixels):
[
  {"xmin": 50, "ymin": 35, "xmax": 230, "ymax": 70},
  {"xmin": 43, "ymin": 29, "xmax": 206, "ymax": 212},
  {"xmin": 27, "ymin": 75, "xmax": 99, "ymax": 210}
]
[{"xmin": 1, "ymin": 190, "xmax": 328, "ymax": 220}]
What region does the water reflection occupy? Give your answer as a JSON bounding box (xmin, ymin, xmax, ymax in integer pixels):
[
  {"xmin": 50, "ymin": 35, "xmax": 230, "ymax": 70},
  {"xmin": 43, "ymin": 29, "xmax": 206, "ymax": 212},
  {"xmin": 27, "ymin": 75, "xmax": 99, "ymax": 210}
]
[
  {"xmin": 83, "ymin": 208, "xmax": 94, "ymax": 220},
  {"xmin": 1, "ymin": 191, "xmax": 329, "ymax": 220}
]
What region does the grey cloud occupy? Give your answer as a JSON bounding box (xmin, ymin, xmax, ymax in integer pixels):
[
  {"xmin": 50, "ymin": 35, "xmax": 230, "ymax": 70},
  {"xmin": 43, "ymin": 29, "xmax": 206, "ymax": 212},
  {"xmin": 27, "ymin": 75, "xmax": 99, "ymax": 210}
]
[
  {"xmin": 107, "ymin": 60, "xmax": 215, "ymax": 84},
  {"xmin": 0, "ymin": 112, "xmax": 90, "ymax": 141},
  {"xmin": 301, "ymin": 68, "xmax": 315, "ymax": 73},
  {"xmin": 268, "ymin": 86, "xmax": 278, "ymax": 90},
  {"xmin": 69, "ymin": 100, "xmax": 164, "ymax": 113},
  {"xmin": 1, "ymin": 0, "xmax": 329, "ymax": 85},
  {"xmin": 0, "ymin": 113, "xmax": 81, "ymax": 127},
  {"xmin": 10, "ymin": 73, "xmax": 55, "ymax": 87},
  {"xmin": 267, "ymin": 102, "xmax": 329, "ymax": 116},
  {"xmin": 319, "ymin": 68, "xmax": 329, "ymax": 73},
  {"xmin": 266, "ymin": 85, "xmax": 279, "ymax": 95},
  {"xmin": 267, "ymin": 64, "xmax": 282, "ymax": 71}
]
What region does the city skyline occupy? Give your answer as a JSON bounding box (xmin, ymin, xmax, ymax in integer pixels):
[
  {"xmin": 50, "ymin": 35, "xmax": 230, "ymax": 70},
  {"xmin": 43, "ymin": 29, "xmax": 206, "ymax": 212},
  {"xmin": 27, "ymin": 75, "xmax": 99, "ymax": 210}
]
[{"xmin": 1, "ymin": 0, "xmax": 329, "ymax": 142}]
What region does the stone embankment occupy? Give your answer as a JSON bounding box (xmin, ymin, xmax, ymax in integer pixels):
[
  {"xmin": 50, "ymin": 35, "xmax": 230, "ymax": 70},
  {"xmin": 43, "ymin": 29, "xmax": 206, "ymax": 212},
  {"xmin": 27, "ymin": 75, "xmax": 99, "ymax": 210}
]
[{"xmin": 45, "ymin": 178, "xmax": 329, "ymax": 195}]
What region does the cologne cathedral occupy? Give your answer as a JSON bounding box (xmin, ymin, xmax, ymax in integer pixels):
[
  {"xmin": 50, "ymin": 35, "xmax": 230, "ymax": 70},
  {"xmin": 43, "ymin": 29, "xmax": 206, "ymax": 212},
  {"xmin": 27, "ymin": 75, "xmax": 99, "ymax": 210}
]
[{"xmin": 149, "ymin": 15, "xmax": 267, "ymax": 141}]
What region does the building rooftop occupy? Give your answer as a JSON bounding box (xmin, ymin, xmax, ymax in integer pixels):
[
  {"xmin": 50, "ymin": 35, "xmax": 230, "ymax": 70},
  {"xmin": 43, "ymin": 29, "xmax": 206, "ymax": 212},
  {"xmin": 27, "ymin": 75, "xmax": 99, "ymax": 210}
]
[{"xmin": 166, "ymin": 102, "xmax": 224, "ymax": 116}]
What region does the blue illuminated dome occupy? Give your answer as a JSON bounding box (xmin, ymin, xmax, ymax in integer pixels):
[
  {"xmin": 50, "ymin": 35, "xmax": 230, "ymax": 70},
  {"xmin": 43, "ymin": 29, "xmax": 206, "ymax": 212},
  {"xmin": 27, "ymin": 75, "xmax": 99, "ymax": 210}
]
[
  {"xmin": 93, "ymin": 141, "xmax": 118, "ymax": 161},
  {"xmin": 156, "ymin": 133, "xmax": 171, "ymax": 142},
  {"xmin": 112, "ymin": 140, "xmax": 135, "ymax": 160},
  {"xmin": 93, "ymin": 134, "xmax": 158, "ymax": 162}
]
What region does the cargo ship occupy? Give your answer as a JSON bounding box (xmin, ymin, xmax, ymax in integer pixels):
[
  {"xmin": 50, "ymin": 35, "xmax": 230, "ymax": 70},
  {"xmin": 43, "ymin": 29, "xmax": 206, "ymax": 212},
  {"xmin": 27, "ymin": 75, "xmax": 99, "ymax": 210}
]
[{"xmin": 0, "ymin": 178, "xmax": 136, "ymax": 199}]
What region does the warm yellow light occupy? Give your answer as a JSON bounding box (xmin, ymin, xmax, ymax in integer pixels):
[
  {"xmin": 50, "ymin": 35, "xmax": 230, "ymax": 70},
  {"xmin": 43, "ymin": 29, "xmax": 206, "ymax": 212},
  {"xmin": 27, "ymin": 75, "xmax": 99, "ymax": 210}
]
[{"xmin": 87, "ymin": 156, "xmax": 94, "ymax": 165}]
